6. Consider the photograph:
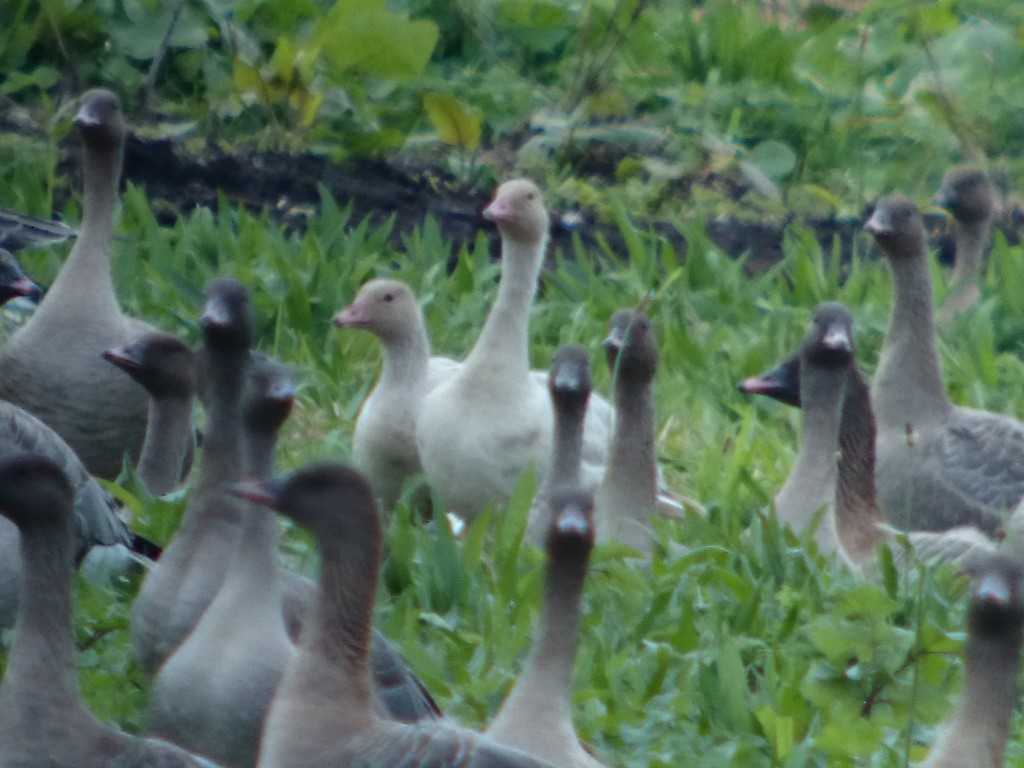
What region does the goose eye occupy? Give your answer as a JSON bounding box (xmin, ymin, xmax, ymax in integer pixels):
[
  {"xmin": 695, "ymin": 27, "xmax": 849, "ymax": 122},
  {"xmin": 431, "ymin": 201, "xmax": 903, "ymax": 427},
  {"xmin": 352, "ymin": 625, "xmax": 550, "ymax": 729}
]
[
  {"xmin": 383, "ymin": 293, "xmax": 394, "ymax": 303},
  {"xmin": 526, "ymin": 192, "xmax": 535, "ymax": 201}
]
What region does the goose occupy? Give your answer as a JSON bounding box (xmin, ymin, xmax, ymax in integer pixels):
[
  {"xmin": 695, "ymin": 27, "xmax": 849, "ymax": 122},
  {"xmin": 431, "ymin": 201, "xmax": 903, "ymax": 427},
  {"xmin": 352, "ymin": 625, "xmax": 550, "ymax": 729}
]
[
  {"xmin": 593, "ymin": 309, "xmax": 659, "ymax": 553},
  {"xmin": 525, "ymin": 345, "xmax": 593, "ymax": 546},
  {"xmin": 147, "ymin": 355, "xmax": 295, "ymax": 767},
  {"xmin": 231, "ymin": 463, "xmax": 560, "ymax": 768},
  {"xmin": 739, "ymin": 352, "xmax": 839, "ymax": 554},
  {"xmin": 103, "ymin": 332, "xmax": 197, "ymax": 497},
  {"xmin": 743, "ymin": 303, "xmax": 996, "ymax": 574},
  {"xmin": 923, "ymin": 554, "xmax": 1024, "ymax": 768},
  {"xmin": 865, "ymin": 195, "xmax": 1024, "ymax": 533},
  {"xmin": 0, "ymin": 89, "xmax": 154, "ymax": 479},
  {"xmin": 488, "ymin": 488, "xmax": 605, "ymax": 767},
  {"xmin": 934, "ymin": 166, "xmax": 995, "ymax": 325},
  {"xmin": 338, "ymin": 278, "xmax": 611, "ymax": 516},
  {"xmin": 0, "ymin": 255, "xmax": 132, "ymax": 631},
  {"xmin": 0, "ymin": 455, "xmax": 222, "ymax": 768},
  {"xmin": 131, "ymin": 278, "xmax": 253, "ymax": 677},
  {"xmin": 129, "ymin": 281, "xmax": 441, "ymax": 723},
  {"xmin": 332, "ymin": 278, "xmax": 459, "ymax": 510},
  {"xmin": 416, "ymin": 179, "xmax": 566, "ymax": 520}
]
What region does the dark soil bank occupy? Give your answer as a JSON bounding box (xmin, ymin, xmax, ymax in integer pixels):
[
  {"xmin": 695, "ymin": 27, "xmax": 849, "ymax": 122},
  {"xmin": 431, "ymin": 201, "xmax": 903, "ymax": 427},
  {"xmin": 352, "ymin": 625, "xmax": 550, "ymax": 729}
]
[{"xmin": 30, "ymin": 127, "xmax": 1011, "ymax": 274}]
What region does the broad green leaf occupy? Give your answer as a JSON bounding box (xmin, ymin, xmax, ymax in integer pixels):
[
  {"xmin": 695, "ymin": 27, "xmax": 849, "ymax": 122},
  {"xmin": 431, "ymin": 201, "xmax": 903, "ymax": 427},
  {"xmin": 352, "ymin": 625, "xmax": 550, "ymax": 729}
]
[
  {"xmin": 746, "ymin": 140, "xmax": 797, "ymax": 180},
  {"xmin": 423, "ymin": 93, "xmax": 482, "ymax": 151},
  {"xmin": 314, "ymin": 0, "xmax": 438, "ymax": 81}
]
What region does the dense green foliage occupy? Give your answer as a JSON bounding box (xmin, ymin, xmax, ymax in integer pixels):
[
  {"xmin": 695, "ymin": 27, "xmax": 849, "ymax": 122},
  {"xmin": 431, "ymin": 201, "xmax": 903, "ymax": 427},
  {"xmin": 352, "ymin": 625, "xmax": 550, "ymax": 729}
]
[
  {"xmin": 5, "ymin": 0, "xmax": 1024, "ymax": 215},
  {"xmin": 3, "ymin": 1, "xmax": 1024, "ymax": 766}
]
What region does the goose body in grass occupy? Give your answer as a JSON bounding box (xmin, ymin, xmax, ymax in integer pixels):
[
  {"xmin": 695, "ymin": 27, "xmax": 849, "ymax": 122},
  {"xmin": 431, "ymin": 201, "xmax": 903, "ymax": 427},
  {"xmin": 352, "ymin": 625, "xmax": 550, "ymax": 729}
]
[
  {"xmin": 131, "ymin": 278, "xmax": 255, "ymax": 678},
  {"xmin": 147, "ymin": 356, "xmax": 296, "ymax": 767},
  {"xmin": 339, "ymin": 277, "xmax": 612, "ymax": 516},
  {"xmin": 233, "ymin": 463, "xmax": 560, "ymax": 768},
  {"xmin": 130, "ymin": 280, "xmax": 441, "ymax": 724},
  {"xmin": 0, "ymin": 455, "xmax": 222, "ymax": 768},
  {"xmin": 333, "ymin": 279, "xmax": 461, "ymax": 510},
  {"xmin": 525, "ymin": 345, "xmax": 593, "ymax": 546},
  {"xmin": 488, "ymin": 489, "xmax": 605, "ymax": 768},
  {"xmin": 923, "ymin": 554, "xmax": 1024, "ymax": 768},
  {"xmin": 593, "ymin": 309, "xmax": 660, "ymax": 553},
  {"xmin": 0, "ymin": 252, "xmax": 132, "ymax": 631},
  {"xmin": 416, "ymin": 180, "xmax": 618, "ymax": 520},
  {"xmin": 0, "ymin": 90, "xmax": 154, "ymax": 479},
  {"xmin": 865, "ymin": 195, "xmax": 1024, "ymax": 534},
  {"xmin": 740, "ymin": 352, "xmax": 839, "ymax": 555},
  {"xmin": 934, "ymin": 166, "xmax": 995, "ymax": 325},
  {"xmin": 742, "ymin": 302, "xmax": 997, "ymax": 574},
  {"xmin": 103, "ymin": 332, "xmax": 197, "ymax": 497}
]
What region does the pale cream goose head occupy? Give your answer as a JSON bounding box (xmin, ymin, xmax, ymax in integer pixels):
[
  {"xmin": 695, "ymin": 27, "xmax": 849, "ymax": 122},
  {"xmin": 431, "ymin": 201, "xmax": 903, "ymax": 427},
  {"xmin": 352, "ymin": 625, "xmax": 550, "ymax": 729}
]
[
  {"xmin": 483, "ymin": 179, "xmax": 549, "ymax": 244},
  {"xmin": 333, "ymin": 278, "xmax": 420, "ymax": 344}
]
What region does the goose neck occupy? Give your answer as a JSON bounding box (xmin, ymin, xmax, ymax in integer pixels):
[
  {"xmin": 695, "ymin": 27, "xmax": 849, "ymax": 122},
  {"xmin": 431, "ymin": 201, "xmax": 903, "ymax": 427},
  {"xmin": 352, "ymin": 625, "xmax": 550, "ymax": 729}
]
[
  {"xmin": 43, "ymin": 142, "xmax": 121, "ymax": 309},
  {"xmin": 378, "ymin": 325, "xmax": 430, "ymax": 395},
  {"xmin": 547, "ymin": 401, "xmax": 587, "ymax": 490},
  {"xmin": 874, "ymin": 251, "xmax": 951, "ymax": 428},
  {"xmin": 298, "ymin": 537, "xmax": 377, "ymax": 710},
  {"xmin": 834, "ymin": 368, "xmax": 885, "ymax": 565},
  {"xmin": 776, "ymin": 363, "xmax": 845, "ymax": 530},
  {"xmin": 137, "ymin": 396, "xmax": 193, "ymax": 496},
  {"xmin": 464, "ymin": 236, "xmax": 545, "ymax": 377},
  {"xmin": 953, "ymin": 623, "xmax": 1023, "ymax": 751},
  {"xmin": 607, "ymin": 377, "xmax": 656, "ymax": 502},
  {"xmin": 1, "ymin": 520, "xmax": 81, "ymax": 709},
  {"xmin": 951, "ymin": 220, "xmax": 991, "ymax": 284},
  {"xmin": 501, "ymin": 547, "xmax": 589, "ymax": 721},
  {"xmin": 79, "ymin": 141, "xmax": 121, "ymax": 248}
]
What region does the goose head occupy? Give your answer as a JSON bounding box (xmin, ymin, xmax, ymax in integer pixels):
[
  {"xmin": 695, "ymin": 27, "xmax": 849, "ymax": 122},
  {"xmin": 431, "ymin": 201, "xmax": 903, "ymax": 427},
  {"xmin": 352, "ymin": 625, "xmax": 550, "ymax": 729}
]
[
  {"xmin": 864, "ymin": 194, "xmax": 926, "ymax": 258},
  {"xmin": 737, "ymin": 303, "xmax": 853, "ymax": 406},
  {"xmin": 102, "ymin": 332, "xmax": 196, "ymax": 399},
  {"xmin": 934, "ymin": 166, "xmax": 995, "ymax": 226},
  {"xmin": 548, "ymin": 345, "xmax": 592, "ymax": 411},
  {"xmin": 333, "ymin": 279, "xmax": 420, "ymax": 344},
  {"xmin": 73, "ymin": 89, "xmax": 125, "ymax": 152},
  {"xmin": 200, "ymin": 278, "xmax": 254, "ymax": 351},
  {"xmin": 604, "ymin": 309, "xmax": 658, "ymax": 382},
  {"xmin": 233, "ymin": 462, "xmax": 380, "ymax": 544},
  {"xmin": 546, "ymin": 488, "xmax": 595, "ymax": 556},
  {"xmin": 967, "ymin": 555, "xmax": 1024, "ymax": 636},
  {"xmin": 245, "ymin": 355, "xmax": 295, "ymax": 433},
  {"xmin": 804, "ymin": 302, "xmax": 855, "ymax": 368},
  {"xmin": 737, "ymin": 354, "xmax": 801, "ymax": 407},
  {"xmin": 0, "ymin": 455, "xmax": 73, "ymax": 529},
  {"xmin": 483, "ymin": 179, "xmax": 549, "ymax": 245}
]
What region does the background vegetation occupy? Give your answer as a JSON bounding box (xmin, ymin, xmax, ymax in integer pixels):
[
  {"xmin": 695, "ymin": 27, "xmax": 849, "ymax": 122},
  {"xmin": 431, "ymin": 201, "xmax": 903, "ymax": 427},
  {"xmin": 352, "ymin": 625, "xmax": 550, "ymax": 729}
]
[{"xmin": 2, "ymin": 0, "xmax": 1024, "ymax": 766}]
